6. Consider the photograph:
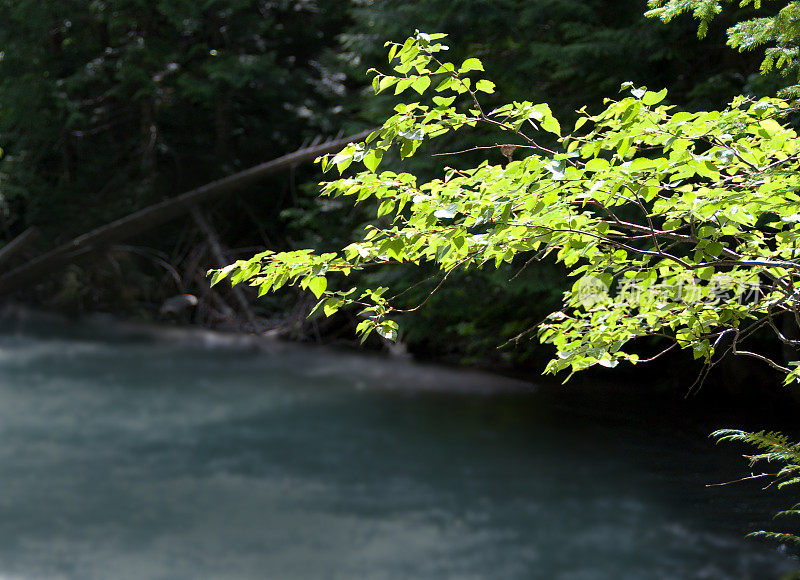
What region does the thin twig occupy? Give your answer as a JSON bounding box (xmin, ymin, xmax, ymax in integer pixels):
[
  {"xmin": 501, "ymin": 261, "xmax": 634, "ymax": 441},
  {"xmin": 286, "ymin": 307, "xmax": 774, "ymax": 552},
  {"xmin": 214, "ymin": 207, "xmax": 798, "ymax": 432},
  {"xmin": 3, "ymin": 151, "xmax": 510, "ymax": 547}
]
[
  {"xmin": 431, "ymin": 143, "xmax": 539, "ymax": 157},
  {"xmin": 706, "ymin": 472, "xmax": 774, "ymax": 487}
]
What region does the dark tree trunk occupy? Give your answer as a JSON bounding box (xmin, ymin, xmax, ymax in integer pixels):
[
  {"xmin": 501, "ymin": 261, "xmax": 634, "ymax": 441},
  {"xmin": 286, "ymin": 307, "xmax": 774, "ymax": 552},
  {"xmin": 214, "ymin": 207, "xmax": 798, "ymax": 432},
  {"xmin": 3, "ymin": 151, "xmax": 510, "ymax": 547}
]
[
  {"xmin": 0, "ymin": 228, "xmax": 39, "ymax": 270},
  {"xmin": 0, "ymin": 130, "xmax": 372, "ymax": 296}
]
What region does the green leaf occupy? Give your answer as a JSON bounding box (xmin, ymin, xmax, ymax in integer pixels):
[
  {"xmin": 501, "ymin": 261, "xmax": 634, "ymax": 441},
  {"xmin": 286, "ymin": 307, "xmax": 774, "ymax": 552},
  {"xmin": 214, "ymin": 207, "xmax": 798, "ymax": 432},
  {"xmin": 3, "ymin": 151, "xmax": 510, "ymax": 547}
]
[
  {"xmin": 308, "ymin": 276, "xmax": 327, "ymax": 299},
  {"xmin": 323, "ymin": 298, "xmax": 342, "ymax": 317},
  {"xmin": 411, "ymin": 75, "xmax": 431, "ymax": 94},
  {"xmin": 433, "ymin": 95, "xmax": 456, "ymax": 107},
  {"xmin": 706, "ymin": 241, "xmax": 724, "ymax": 257},
  {"xmin": 330, "ymin": 151, "xmax": 353, "ymax": 174},
  {"xmin": 697, "ymin": 266, "xmax": 714, "ymax": 281},
  {"xmin": 378, "ymin": 76, "xmax": 398, "ymax": 93},
  {"xmin": 459, "ymin": 58, "xmax": 484, "ymax": 73},
  {"xmin": 394, "ymin": 77, "xmax": 414, "ymax": 94},
  {"xmin": 475, "ymin": 79, "xmax": 495, "ymax": 93},
  {"xmin": 584, "ymin": 158, "xmax": 609, "ymax": 172},
  {"xmin": 541, "ymin": 115, "xmax": 561, "ymax": 136},
  {"xmin": 642, "ymin": 88, "xmax": 667, "ymax": 106},
  {"xmin": 435, "ymin": 77, "xmax": 456, "ymax": 92},
  {"xmin": 363, "ymin": 149, "xmax": 384, "ymax": 173},
  {"xmin": 378, "ymin": 328, "xmax": 397, "ymax": 342}
]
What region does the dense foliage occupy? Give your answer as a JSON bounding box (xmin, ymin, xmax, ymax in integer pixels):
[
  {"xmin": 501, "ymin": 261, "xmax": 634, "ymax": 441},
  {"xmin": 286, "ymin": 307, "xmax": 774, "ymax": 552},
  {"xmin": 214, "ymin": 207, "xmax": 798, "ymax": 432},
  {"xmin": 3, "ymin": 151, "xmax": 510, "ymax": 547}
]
[
  {"xmin": 218, "ymin": 33, "xmax": 800, "ymax": 380},
  {"xmin": 0, "ymin": 0, "xmax": 360, "ymax": 315},
  {"xmin": 326, "ymin": 0, "xmax": 770, "ymax": 362},
  {"xmin": 0, "ymin": 0, "xmax": 348, "ymax": 238}
]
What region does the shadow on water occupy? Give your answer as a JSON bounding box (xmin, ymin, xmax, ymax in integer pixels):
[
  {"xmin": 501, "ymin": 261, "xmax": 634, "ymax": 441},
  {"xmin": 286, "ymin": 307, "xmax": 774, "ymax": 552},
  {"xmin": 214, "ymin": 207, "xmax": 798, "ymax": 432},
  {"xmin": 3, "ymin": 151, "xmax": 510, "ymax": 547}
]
[{"xmin": 0, "ymin": 311, "xmax": 796, "ymax": 579}]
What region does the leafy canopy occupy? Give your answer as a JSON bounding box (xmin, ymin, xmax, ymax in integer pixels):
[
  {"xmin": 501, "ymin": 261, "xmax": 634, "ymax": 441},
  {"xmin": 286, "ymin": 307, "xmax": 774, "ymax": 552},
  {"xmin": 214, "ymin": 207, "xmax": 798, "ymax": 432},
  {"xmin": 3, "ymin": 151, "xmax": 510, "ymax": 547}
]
[{"xmin": 214, "ymin": 31, "xmax": 800, "ymax": 388}]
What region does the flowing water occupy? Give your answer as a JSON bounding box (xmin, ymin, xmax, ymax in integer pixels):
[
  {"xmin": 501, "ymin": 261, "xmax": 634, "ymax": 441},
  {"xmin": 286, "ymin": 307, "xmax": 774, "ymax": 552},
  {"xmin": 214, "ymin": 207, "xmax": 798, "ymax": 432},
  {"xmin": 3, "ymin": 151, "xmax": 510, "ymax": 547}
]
[{"xmin": 0, "ymin": 313, "xmax": 796, "ymax": 579}]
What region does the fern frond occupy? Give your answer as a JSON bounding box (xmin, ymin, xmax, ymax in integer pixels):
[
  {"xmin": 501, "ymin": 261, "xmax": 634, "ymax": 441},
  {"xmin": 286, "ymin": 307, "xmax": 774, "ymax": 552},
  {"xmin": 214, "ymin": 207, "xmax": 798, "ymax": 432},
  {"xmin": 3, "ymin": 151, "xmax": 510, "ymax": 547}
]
[
  {"xmin": 718, "ymin": 429, "xmax": 800, "ymax": 549},
  {"xmin": 646, "ymin": 0, "xmax": 800, "ymax": 94},
  {"xmin": 712, "ymin": 429, "xmax": 794, "ymax": 452},
  {"xmin": 779, "ymin": 479, "xmax": 800, "ymax": 490}
]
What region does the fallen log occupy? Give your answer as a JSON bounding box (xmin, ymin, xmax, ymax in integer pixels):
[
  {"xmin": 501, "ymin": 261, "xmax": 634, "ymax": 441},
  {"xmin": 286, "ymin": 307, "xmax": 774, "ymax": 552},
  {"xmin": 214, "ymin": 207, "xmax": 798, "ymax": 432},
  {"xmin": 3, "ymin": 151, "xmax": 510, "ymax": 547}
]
[{"xmin": 0, "ymin": 130, "xmax": 372, "ymax": 296}]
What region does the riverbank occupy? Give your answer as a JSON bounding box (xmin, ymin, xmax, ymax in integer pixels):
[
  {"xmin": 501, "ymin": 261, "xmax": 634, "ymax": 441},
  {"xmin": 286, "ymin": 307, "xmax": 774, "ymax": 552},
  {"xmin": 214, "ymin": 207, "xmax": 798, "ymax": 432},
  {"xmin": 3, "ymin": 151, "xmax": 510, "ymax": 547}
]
[
  {"xmin": 3, "ymin": 301, "xmax": 798, "ymax": 433},
  {"xmin": 0, "ymin": 303, "xmax": 532, "ymax": 395}
]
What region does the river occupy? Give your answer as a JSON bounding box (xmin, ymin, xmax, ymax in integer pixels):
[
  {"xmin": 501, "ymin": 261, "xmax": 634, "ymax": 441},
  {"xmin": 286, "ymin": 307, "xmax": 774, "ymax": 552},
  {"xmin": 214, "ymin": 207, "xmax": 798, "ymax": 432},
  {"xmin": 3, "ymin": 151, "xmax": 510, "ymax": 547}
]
[{"xmin": 0, "ymin": 312, "xmax": 796, "ymax": 579}]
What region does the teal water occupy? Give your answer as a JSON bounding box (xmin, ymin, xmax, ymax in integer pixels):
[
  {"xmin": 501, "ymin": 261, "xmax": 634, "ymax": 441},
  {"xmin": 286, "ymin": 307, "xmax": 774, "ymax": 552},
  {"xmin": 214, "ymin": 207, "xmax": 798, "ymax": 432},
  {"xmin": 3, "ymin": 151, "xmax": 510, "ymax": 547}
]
[{"xmin": 0, "ymin": 319, "xmax": 795, "ymax": 579}]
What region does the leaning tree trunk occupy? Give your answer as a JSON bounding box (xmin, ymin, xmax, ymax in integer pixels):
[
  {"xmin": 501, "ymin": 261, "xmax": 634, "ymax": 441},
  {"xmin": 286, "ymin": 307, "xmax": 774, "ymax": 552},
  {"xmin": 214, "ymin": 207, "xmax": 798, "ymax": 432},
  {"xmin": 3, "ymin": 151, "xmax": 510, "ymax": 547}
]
[
  {"xmin": 0, "ymin": 228, "xmax": 39, "ymax": 270},
  {"xmin": 0, "ymin": 130, "xmax": 372, "ymax": 297}
]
